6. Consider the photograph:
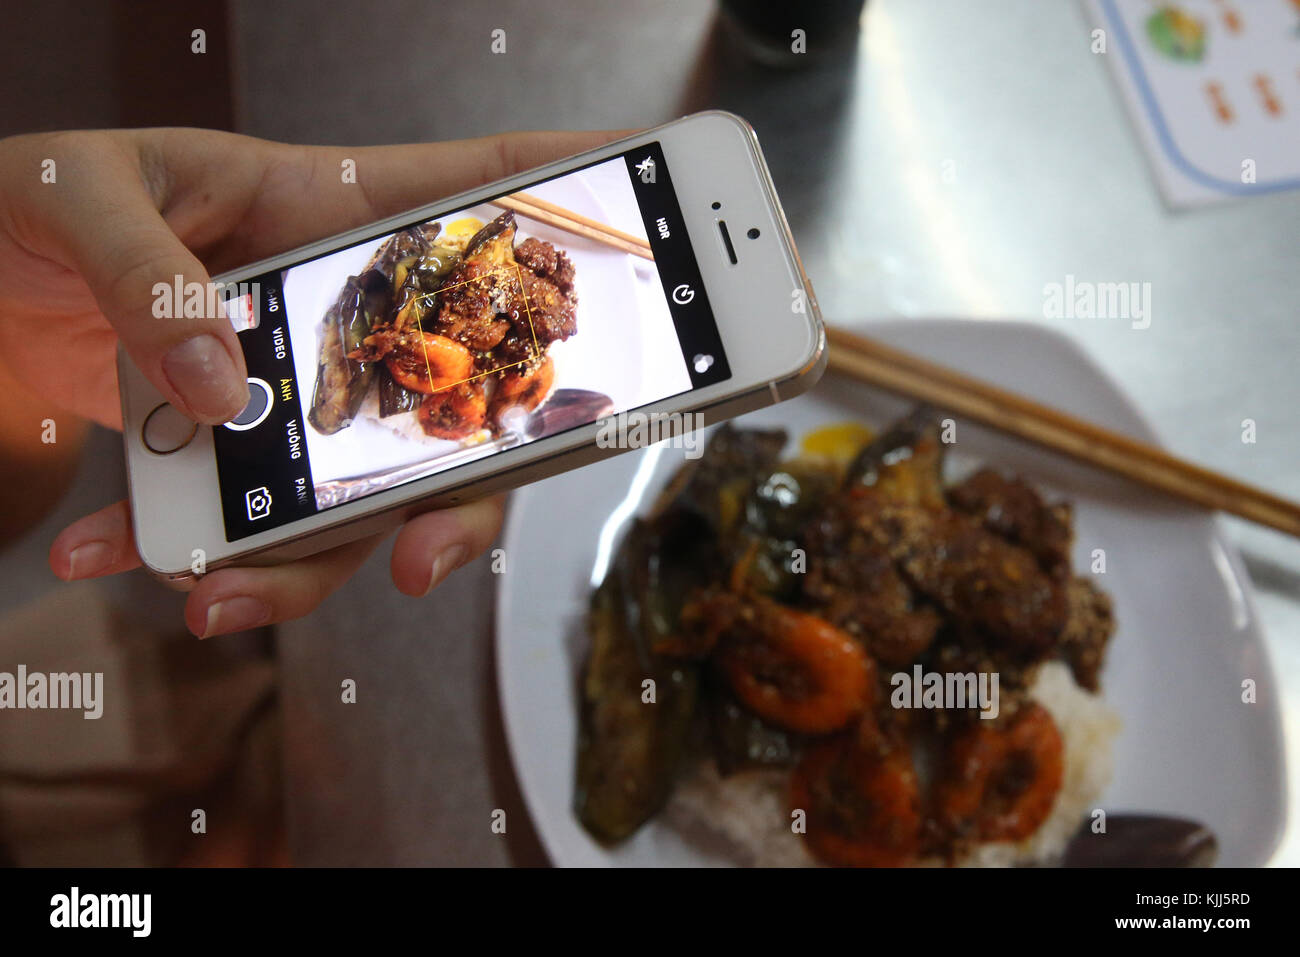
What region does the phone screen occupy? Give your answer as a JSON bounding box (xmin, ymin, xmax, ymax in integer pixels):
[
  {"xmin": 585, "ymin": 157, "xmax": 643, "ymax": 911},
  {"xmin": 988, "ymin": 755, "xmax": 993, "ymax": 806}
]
[{"xmin": 211, "ymin": 142, "xmax": 731, "ymax": 542}]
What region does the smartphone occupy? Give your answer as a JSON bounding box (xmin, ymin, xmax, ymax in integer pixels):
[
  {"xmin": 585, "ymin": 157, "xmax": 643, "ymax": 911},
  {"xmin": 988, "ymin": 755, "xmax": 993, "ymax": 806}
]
[{"xmin": 119, "ymin": 111, "xmax": 825, "ymax": 586}]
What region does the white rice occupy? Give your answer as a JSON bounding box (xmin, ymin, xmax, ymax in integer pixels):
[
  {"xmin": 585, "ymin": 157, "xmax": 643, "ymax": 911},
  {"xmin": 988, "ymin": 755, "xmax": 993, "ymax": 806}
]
[
  {"xmin": 665, "ymin": 764, "xmax": 816, "ymax": 868},
  {"xmin": 663, "ymin": 661, "xmax": 1121, "ymax": 867}
]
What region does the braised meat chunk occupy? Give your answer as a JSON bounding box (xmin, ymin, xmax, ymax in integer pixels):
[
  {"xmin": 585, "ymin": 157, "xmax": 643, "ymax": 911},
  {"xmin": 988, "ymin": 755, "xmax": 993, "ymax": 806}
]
[
  {"xmin": 801, "ymin": 495, "xmax": 942, "ymax": 666},
  {"xmin": 1059, "ymin": 577, "xmax": 1115, "ymax": 691},
  {"xmin": 433, "ymin": 259, "xmax": 515, "ymax": 352},
  {"xmin": 948, "ymin": 468, "xmax": 1074, "ymax": 577},
  {"xmin": 516, "ymin": 267, "xmax": 578, "ymax": 345},
  {"xmin": 864, "ymin": 501, "xmax": 1068, "ymax": 655},
  {"xmin": 466, "ymin": 234, "xmax": 578, "ymax": 367},
  {"xmin": 515, "ymin": 237, "xmax": 576, "ymax": 297}
]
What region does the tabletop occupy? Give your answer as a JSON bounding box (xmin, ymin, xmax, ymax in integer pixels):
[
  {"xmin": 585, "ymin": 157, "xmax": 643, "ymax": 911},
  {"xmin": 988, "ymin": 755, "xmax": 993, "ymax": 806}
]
[{"xmin": 229, "ymin": 0, "xmax": 1300, "ymax": 865}]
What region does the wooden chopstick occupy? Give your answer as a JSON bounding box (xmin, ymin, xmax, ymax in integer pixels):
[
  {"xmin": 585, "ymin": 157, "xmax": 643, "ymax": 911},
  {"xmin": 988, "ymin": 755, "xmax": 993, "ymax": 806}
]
[
  {"xmin": 826, "ymin": 325, "xmax": 1300, "ymax": 538},
  {"xmin": 490, "ymin": 193, "xmax": 655, "ymax": 261},
  {"xmin": 510, "ymin": 191, "xmax": 653, "ymax": 251}
]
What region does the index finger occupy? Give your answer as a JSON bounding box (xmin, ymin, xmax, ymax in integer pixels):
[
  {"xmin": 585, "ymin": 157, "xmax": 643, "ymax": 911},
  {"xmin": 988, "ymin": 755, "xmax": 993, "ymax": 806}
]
[
  {"xmin": 153, "ymin": 128, "xmax": 638, "ymax": 266},
  {"xmin": 339, "ymin": 128, "xmax": 640, "ymax": 221}
]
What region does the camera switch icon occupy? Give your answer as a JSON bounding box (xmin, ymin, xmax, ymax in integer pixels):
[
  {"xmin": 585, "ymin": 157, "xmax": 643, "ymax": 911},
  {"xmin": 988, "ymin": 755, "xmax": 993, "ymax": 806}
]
[{"xmin": 245, "ymin": 487, "xmax": 273, "ymax": 521}]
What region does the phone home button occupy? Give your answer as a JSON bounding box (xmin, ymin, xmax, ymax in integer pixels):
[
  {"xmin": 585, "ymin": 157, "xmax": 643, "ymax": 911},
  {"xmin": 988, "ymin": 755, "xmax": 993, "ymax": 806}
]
[{"xmin": 142, "ymin": 402, "xmax": 198, "ymax": 455}]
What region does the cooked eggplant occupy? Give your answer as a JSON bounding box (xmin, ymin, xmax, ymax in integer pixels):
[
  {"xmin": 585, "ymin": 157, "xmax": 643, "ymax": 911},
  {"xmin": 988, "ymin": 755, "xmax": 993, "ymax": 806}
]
[
  {"xmin": 630, "ymin": 511, "xmax": 721, "ymax": 660},
  {"xmin": 730, "ymin": 460, "xmax": 838, "ymax": 600},
  {"xmin": 411, "ymin": 246, "xmax": 462, "ymax": 291},
  {"xmin": 462, "ymin": 211, "xmax": 517, "ymax": 265},
  {"xmin": 391, "ymin": 245, "xmax": 463, "ymax": 334},
  {"xmin": 307, "ymin": 274, "xmax": 378, "ymax": 434},
  {"xmin": 310, "ymin": 221, "xmax": 474, "ymax": 431},
  {"xmin": 747, "ymin": 461, "xmax": 839, "ymax": 541},
  {"xmin": 652, "ymin": 425, "xmax": 788, "ymax": 536},
  {"xmin": 709, "ymin": 685, "xmax": 799, "ymax": 774},
  {"xmin": 393, "ymin": 240, "xmax": 459, "ymax": 298},
  {"xmin": 575, "ymin": 442, "xmax": 820, "ymax": 839},
  {"xmin": 396, "ymin": 251, "xmax": 461, "ymax": 321},
  {"xmin": 375, "ymin": 222, "xmax": 440, "ymax": 280},
  {"xmin": 307, "ymin": 229, "xmax": 425, "ymax": 434},
  {"xmin": 574, "ymin": 520, "xmax": 700, "ymax": 844},
  {"xmin": 843, "ymin": 407, "xmax": 946, "ymax": 505},
  {"xmin": 639, "ymin": 427, "xmax": 798, "ymax": 602},
  {"xmin": 377, "ymin": 367, "xmax": 419, "ymax": 417},
  {"xmin": 357, "ymin": 268, "xmax": 390, "ymax": 326}
]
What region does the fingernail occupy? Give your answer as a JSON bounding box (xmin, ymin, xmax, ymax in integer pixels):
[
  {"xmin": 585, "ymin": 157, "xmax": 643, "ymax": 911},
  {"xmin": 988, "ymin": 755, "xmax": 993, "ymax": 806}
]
[
  {"xmin": 162, "ymin": 335, "xmax": 247, "ymax": 422},
  {"xmin": 422, "ymin": 544, "xmax": 468, "ymax": 596},
  {"xmin": 67, "ymin": 541, "xmax": 113, "ymax": 579},
  {"xmin": 202, "ymin": 596, "xmax": 272, "ymax": 638}
]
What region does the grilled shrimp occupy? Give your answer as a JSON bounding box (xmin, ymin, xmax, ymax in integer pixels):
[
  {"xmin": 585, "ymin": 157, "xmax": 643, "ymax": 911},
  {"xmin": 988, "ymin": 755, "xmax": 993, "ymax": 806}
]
[
  {"xmin": 490, "ymin": 354, "xmax": 554, "ymax": 425},
  {"xmin": 687, "ymin": 591, "xmax": 873, "ymax": 734},
  {"xmin": 417, "ymin": 379, "xmax": 487, "ymax": 440},
  {"xmin": 382, "ymin": 332, "xmax": 474, "ymax": 395},
  {"xmin": 791, "ymin": 729, "xmax": 922, "ymax": 867},
  {"xmin": 933, "ymin": 701, "xmax": 1064, "ymax": 843}
]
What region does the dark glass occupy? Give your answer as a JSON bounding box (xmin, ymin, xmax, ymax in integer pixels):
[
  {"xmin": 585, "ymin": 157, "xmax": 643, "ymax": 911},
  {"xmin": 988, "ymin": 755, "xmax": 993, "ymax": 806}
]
[{"xmin": 719, "ymin": 0, "xmax": 867, "ymax": 66}]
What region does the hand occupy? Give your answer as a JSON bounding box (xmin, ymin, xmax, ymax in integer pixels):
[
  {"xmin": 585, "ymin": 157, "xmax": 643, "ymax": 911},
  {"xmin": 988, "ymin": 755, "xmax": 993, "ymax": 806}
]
[{"xmin": 0, "ymin": 126, "xmax": 619, "ymax": 636}]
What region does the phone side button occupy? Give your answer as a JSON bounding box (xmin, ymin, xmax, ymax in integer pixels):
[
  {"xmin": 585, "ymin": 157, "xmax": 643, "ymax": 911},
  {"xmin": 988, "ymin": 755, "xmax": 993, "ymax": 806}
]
[{"xmin": 142, "ymin": 402, "xmax": 198, "ymax": 455}]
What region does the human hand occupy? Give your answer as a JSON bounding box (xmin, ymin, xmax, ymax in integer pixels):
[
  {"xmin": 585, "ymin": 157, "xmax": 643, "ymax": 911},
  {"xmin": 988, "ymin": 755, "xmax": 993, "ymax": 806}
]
[{"xmin": 0, "ymin": 126, "xmax": 619, "ymax": 636}]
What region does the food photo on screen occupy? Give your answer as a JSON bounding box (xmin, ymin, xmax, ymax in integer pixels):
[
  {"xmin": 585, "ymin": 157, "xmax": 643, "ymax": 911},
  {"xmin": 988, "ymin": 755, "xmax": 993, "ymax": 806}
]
[{"xmin": 289, "ymin": 158, "xmax": 691, "ymax": 509}]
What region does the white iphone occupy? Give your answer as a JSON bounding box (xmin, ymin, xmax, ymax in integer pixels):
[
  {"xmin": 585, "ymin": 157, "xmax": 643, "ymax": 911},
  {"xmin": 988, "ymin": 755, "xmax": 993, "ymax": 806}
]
[{"xmin": 118, "ymin": 111, "xmax": 825, "ymax": 586}]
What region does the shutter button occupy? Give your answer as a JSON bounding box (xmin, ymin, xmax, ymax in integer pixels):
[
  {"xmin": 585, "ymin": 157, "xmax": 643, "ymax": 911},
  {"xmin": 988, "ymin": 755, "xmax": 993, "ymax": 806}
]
[{"xmin": 223, "ymin": 378, "xmax": 273, "ymax": 432}]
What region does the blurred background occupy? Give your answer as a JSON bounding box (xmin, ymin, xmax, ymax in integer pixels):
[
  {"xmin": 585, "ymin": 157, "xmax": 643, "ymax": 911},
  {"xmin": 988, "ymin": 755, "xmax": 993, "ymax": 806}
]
[{"xmin": 1, "ymin": 0, "xmax": 1296, "ymax": 866}]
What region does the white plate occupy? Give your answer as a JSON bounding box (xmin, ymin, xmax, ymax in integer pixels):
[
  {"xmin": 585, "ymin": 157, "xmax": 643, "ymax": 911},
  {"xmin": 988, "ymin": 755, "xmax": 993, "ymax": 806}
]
[{"xmin": 495, "ymin": 319, "xmax": 1286, "ymax": 867}]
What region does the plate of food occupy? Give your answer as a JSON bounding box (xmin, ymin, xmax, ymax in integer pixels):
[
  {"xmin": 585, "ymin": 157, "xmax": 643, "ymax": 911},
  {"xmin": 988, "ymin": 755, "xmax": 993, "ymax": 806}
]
[
  {"xmin": 290, "ymin": 170, "xmax": 667, "ymax": 507},
  {"xmin": 495, "ymin": 319, "xmax": 1285, "ymax": 866}
]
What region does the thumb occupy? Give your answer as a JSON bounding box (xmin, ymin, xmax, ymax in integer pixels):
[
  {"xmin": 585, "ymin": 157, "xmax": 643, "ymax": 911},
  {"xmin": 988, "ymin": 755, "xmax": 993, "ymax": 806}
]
[{"xmin": 31, "ymin": 133, "xmax": 249, "ymax": 424}]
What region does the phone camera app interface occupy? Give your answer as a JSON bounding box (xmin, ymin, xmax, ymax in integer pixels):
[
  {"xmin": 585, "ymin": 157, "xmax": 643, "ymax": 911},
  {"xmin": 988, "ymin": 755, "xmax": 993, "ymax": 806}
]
[{"xmin": 212, "ymin": 142, "xmax": 729, "ymax": 542}]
